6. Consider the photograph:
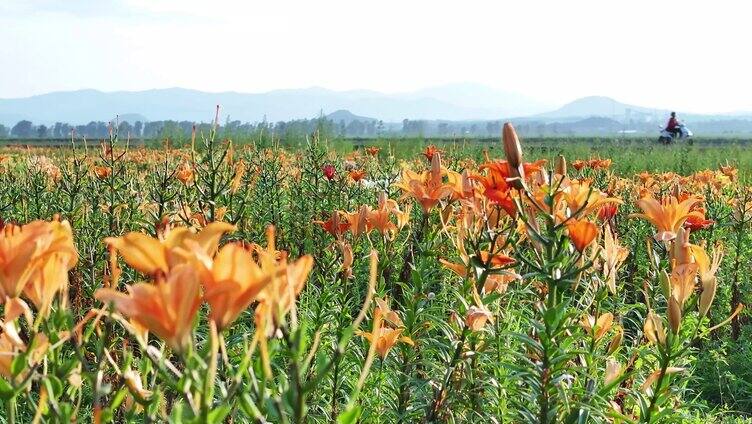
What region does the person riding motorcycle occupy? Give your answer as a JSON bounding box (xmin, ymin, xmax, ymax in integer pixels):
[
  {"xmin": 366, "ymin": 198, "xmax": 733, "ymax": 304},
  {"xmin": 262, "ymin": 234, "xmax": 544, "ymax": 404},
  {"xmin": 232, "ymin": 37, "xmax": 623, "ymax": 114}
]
[{"xmin": 666, "ymin": 112, "xmax": 681, "ymax": 138}]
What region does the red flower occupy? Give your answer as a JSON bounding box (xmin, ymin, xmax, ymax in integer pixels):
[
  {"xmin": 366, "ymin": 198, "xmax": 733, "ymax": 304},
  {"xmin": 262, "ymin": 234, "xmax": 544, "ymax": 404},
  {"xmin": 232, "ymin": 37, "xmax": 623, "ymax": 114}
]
[
  {"xmin": 597, "ymin": 204, "xmax": 618, "ymax": 222},
  {"xmin": 315, "ymin": 213, "xmax": 350, "ymax": 237},
  {"xmin": 572, "ymin": 160, "xmax": 587, "ymax": 171},
  {"xmin": 683, "ymin": 214, "xmax": 714, "ymax": 231},
  {"xmin": 322, "ymin": 164, "xmax": 336, "ymax": 181},
  {"xmin": 422, "ymin": 145, "xmax": 440, "ymax": 161}
]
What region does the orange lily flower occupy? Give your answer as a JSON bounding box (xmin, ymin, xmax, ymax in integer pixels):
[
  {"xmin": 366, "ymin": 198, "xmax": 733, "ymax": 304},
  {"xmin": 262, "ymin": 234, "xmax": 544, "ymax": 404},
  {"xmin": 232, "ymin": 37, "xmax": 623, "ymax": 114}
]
[
  {"xmin": 349, "ymin": 169, "xmax": 366, "ymax": 182},
  {"xmin": 566, "ymin": 218, "xmax": 598, "ymax": 252},
  {"xmin": 471, "ymin": 162, "xmax": 518, "ymax": 216},
  {"xmin": 446, "ymin": 169, "xmax": 474, "ymax": 202},
  {"xmin": 0, "ymin": 219, "xmax": 77, "ymax": 301},
  {"xmin": 365, "ymin": 146, "xmax": 381, "ymax": 156},
  {"xmin": 93, "ymin": 166, "xmax": 111, "ymax": 180},
  {"xmin": 315, "ymin": 212, "xmax": 350, "ymax": 238},
  {"xmin": 95, "ymin": 264, "xmax": 202, "ymax": 352},
  {"xmin": 422, "ymin": 145, "xmax": 441, "ymax": 161},
  {"xmin": 105, "ymin": 222, "xmax": 235, "ymax": 276},
  {"xmin": 345, "ymin": 205, "xmax": 371, "ymax": 239},
  {"xmin": 588, "ymin": 158, "xmax": 612, "ymax": 170},
  {"xmin": 719, "ymin": 165, "xmax": 737, "ymax": 181},
  {"xmin": 683, "ymin": 209, "xmax": 714, "ymax": 231},
  {"xmin": 175, "ymin": 164, "xmax": 194, "ymax": 184},
  {"xmin": 631, "ymin": 195, "xmax": 704, "ymax": 241},
  {"xmin": 254, "ymin": 228, "xmax": 314, "ymax": 335},
  {"xmin": 597, "ymin": 203, "xmax": 619, "ymax": 222},
  {"xmin": 563, "ymin": 179, "xmax": 622, "ymax": 217},
  {"xmin": 571, "ymin": 160, "xmax": 587, "ymax": 171},
  {"xmin": 465, "ymin": 287, "xmax": 494, "ymax": 332},
  {"xmin": 190, "ymin": 242, "xmax": 279, "ymax": 330},
  {"xmin": 366, "ymin": 193, "xmax": 409, "ymax": 238},
  {"xmin": 395, "ymin": 153, "xmax": 453, "ymax": 213},
  {"xmin": 359, "ymin": 324, "xmax": 414, "ymax": 359}
]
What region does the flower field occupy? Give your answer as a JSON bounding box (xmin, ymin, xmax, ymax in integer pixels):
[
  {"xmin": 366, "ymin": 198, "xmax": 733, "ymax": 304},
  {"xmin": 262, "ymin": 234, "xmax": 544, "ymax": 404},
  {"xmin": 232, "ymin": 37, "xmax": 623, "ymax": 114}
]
[{"xmin": 0, "ymin": 122, "xmax": 751, "ymax": 423}]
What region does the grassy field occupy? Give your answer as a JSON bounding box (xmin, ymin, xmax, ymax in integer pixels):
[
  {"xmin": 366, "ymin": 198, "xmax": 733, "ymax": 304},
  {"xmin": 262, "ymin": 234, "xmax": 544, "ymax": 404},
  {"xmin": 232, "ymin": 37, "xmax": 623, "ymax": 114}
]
[{"xmin": 0, "ymin": 130, "xmax": 750, "ymax": 423}]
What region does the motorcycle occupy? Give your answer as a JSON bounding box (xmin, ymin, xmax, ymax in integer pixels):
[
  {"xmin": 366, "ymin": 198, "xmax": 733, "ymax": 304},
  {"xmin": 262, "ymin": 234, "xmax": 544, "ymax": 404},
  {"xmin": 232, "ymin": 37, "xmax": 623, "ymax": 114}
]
[{"xmin": 658, "ymin": 123, "xmax": 693, "ymax": 144}]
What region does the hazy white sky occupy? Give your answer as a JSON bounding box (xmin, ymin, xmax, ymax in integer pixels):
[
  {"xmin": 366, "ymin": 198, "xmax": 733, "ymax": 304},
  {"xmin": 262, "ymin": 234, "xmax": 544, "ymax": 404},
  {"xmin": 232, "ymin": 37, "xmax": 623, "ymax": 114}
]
[{"xmin": 1, "ymin": 0, "xmax": 750, "ymax": 113}]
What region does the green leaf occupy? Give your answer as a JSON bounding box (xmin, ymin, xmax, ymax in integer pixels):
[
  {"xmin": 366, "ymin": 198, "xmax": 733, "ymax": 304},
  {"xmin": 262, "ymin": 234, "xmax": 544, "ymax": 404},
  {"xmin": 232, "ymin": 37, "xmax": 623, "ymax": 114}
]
[
  {"xmin": 45, "ymin": 375, "xmax": 64, "ymax": 398},
  {"xmin": 207, "ymin": 405, "xmax": 232, "ymax": 423},
  {"xmin": 337, "ymin": 405, "xmax": 362, "ymax": 424},
  {"xmin": 10, "ymin": 353, "xmax": 26, "ymax": 377},
  {"xmin": 0, "ymin": 377, "xmax": 13, "ymax": 400}
]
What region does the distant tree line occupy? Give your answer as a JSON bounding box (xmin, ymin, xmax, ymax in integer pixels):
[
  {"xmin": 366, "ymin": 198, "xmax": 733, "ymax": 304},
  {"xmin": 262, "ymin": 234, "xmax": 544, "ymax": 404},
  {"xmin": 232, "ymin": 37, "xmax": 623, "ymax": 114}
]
[{"xmin": 4, "ymin": 115, "xmax": 752, "ymax": 141}]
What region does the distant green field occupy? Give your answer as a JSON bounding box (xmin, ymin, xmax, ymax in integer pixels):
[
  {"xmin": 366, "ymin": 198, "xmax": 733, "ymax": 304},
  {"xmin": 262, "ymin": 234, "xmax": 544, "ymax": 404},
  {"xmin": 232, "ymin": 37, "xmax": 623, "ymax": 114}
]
[{"xmin": 4, "ymin": 136, "xmax": 751, "ymax": 180}]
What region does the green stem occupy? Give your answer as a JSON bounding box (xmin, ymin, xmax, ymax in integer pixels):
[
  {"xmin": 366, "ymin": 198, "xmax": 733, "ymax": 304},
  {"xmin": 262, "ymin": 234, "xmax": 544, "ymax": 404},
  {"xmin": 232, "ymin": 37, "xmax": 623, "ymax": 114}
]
[{"xmin": 6, "ymin": 397, "xmax": 16, "ymax": 424}]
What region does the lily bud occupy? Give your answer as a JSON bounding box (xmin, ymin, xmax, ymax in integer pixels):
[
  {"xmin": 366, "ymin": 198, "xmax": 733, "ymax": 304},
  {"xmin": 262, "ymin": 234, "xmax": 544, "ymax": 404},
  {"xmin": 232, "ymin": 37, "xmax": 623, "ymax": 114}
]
[
  {"xmin": 607, "ymin": 325, "xmax": 623, "ymax": 355},
  {"xmin": 699, "ymin": 276, "xmax": 718, "ymax": 317},
  {"xmin": 441, "ymin": 204, "xmax": 453, "ymax": 228},
  {"xmin": 502, "ymin": 123, "xmax": 522, "ymax": 170},
  {"xmin": 668, "ymin": 296, "xmax": 682, "ymax": 334},
  {"xmin": 503, "ymin": 123, "xmax": 525, "ymax": 189},
  {"xmin": 555, "ymin": 155, "xmax": 567, "ymax": 176},
  {"xmin": 123, "ymin": 370, "xmax": 153, "ymax": 403},
  {"xmin": 644, "ymin": 311, "xmax": 666, "ymax": 347},
  {"xmin": 605, "ymin": 359, "xmax": 622, "ymax": 386}
]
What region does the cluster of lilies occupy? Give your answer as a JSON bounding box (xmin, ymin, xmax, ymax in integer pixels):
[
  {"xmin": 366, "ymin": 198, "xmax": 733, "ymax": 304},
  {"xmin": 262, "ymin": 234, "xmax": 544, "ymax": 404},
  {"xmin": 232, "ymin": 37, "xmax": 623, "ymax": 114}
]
[
  {"xmin": 95, "ymin": 222, "xmax": 313, "ymax": 353},
  {"xmin": 0, "ymin": 218, "xmax": 77, "ymax": 378}
]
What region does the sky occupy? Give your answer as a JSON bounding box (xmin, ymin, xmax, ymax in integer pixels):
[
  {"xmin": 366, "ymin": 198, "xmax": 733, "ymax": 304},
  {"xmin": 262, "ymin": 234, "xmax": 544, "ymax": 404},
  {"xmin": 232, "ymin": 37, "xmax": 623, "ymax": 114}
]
[{"xmin": 1, "ymin": 0, "xmax": 750, "ymax": 113}]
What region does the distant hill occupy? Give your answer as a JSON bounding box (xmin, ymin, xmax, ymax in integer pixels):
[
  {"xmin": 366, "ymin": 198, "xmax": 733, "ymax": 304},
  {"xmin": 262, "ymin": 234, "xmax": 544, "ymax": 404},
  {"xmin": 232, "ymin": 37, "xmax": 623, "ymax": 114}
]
[
  {"xmin": 0, "ymin": 84, "xmax": 551, "ymax": 125},
  {"xmin": 537, "ymin": 96, "xmax": 665, "ymax": 120},
  {"xmin": 325, "ymin": 110, "xmax": 377, "ymax": 125}
]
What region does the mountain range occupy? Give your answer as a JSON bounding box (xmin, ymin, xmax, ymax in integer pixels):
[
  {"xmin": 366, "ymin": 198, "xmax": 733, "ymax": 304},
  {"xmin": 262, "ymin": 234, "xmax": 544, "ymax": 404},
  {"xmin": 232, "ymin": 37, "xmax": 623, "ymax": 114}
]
[{"xmin": 0, "ymin": 84, "xmax": 748, "ymax": 127}]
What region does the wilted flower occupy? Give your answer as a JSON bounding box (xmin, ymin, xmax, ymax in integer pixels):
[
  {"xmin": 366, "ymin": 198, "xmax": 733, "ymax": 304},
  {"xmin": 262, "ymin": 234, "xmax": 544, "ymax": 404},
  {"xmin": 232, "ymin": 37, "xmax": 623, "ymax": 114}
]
[
  {"xmin": 254, "ymin": 227, "xmax": 314, "ymax": 335},
  {"xmin": 643, "ymin": 311, "xmax": 666, "ymax": 347},
  {"xmin": 580, "ymin": 312, "xmax": 614, "ymax": 341},
  {"xmin": 601, "ymin": 225, "xmax": 628, "ymax": 294}
]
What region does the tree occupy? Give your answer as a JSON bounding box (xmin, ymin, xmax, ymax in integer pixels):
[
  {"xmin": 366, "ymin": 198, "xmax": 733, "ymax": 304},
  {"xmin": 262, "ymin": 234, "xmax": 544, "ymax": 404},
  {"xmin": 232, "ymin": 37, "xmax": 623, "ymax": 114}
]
[
  {"xmin": 11, "ymin": 120, "xmax": 33, "ymax": 138},
  {"xmin": 37, "ymin": 124, "xmax": 48, "ymax": 138},
  {"xmin": 118, "ymin": 121, "xmax": 133, "ymax": 138},
  {"xmin": 0, "ymin": 124, "xmax": 8, "ymax": 138},
  {"xmin": 133, "ymin": 121, "xmax": 143, "ymax": 137}
]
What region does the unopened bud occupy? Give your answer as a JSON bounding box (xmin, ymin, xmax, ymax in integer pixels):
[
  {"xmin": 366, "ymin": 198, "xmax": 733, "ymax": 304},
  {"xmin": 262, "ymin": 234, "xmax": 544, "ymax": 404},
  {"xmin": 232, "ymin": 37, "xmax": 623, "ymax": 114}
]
[
  {"xmin": 699, "ymin": 276, "xmax": 718, "ymax": 317},
  {"xmin": 502, "ymin": 123, "xmax": 523, "ymax": 169},
  {"xmin": 555, "ymin": 155, "xmax": 567, "ymax": 176},
  {"xmin": 668, "ymin": 296, "xmax": 682, "ymax": 334},
  {"xmin": 607, "ymin": 325, "xmax": 623, "ymax": 355}
]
